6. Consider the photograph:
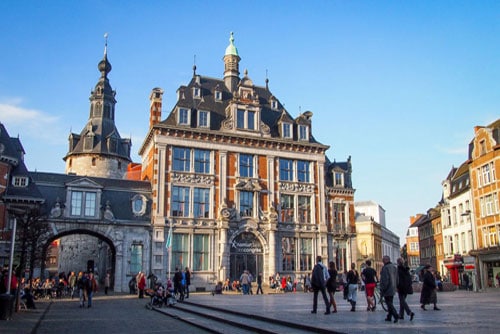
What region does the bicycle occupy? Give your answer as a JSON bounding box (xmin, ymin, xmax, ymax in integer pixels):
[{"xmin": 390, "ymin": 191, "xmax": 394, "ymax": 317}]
[{"xmin": 373, "ymin": 284, "xmax": 387, "ymax": 312}]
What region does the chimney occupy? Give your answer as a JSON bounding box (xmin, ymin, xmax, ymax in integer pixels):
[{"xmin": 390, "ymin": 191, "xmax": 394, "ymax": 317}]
[{"xmin": 149, "ymin": 88, "xmax": 164, "ymax": 128}]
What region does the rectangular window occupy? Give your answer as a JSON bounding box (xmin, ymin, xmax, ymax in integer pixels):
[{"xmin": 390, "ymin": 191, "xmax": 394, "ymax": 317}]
[
  {"xmin": 155, "ymin": 255, "xmax": 162, "ymax": 265},
  {"xmin": 279, "ymin": 159, "xmax": 293, "ymax": 181},
  {"xmin": 239, "ymin": 191, "xmax": 253, "ymax": 217},
  {"xmin": 71, "ymin": 191, "xmax": 83, "ymax": 216},
  {"xmin": 215, "ymin": 91, "xmax": 222, "ymax": 101},
  {"xmin": 178, "ymin": 108, "xmax": 189, "ymax": 125},
  {"xmin": 193, "ymin": 234, "xmax": 209, "ymax": 271},
  {"xmin": 483, "ymin": 164, "xmax": 492, "ymax": 185},
  {"xmin": 282, "ymin": 123, "xmax": 291, "ymax": 138},
  {"xmin": 171, "ymin": 186, "xmax": 190, "ymax": 217},
  {"xmin": 298, "ymin": 125, "xmax": 308, "ymax": 140},
  {"xmin": 198, "ymin": 110, "xmax": 209, "ymax": 128},
  {"xmin": 173, "ymin": 147, "xmax": 190, "ymax": 172},
  {"xmin": 130, "ymin": 244, "xmax": 143, "ymax": 275},
  {"xmin": 247, "ymin": 111, "xmax": 255, "ymax": 130},
  {"xmin": 485, "ymin": 194, "xmax": 495, "ymax": 216},
  {"xmin": 13, "ymin": 176, "xmax": 28, "ymax": 187},
  {"xmin": 194, "ymin": 149, "xmax": 210, "ymax": 174},
  {"xmin": 172, "ymin": 233, "xmax": 189, "ymax": 270},
  {"xmin": 84, "ymin": 192, "xmax": 96, "ymax": 217},
  {"xmin": 334, "ymin": 172, "xmax": 343, "ymax": 186},
  {"xmin": 193, "ymin": 188, "xmax": 210, "ymax": 218},
  {"xmin": 297, "ymin": 161, "xmax": 310, "ymax": 183},
  {"xmin": 298, "ymin": 196, "xmax": 311, "ymax": 224},
  {"xmin": 280, "ymin": 194, "xmax": 294, "ymax": 223},
  {"xmin": 70, "ymin": 191, "xmax": 97, "ymax": 217},
  {"xmin": 299, "ymin": 238, "xmax": 313, "ymax": 271},
  {"xmin": 239, "ymin": 154, "xmax": 254, "ymax": 178},
  {"xmin": 193, "ymin": 87, "xmax": 201, "ymax": 98},
  {"xmin": 281, "ymin": 237, "xmax": 295, "ymax": 271},
  {"xmin": 237, "ymin": 109, "xmax": 245, "ymax": 129}
]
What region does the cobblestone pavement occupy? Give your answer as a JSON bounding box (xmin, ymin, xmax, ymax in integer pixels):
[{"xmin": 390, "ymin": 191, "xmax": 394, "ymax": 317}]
[{"xmin": 1, "ymin": 289, "xmax": 499, "ymax": 334}]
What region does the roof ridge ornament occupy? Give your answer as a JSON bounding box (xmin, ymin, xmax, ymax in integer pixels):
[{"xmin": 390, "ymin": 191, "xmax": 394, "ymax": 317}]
[{"xmin": 225, "ymin": 31, "xmax": 239, "ymax": 56}]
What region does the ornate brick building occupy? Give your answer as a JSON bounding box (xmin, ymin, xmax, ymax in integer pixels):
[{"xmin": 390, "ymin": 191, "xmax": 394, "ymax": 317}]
[{"xmin": 139, "ymin": 33, "xmax": 355, "ymax": 287}]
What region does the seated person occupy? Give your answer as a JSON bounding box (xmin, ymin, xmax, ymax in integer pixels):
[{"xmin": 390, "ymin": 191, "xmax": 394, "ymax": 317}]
[{"xmin": 213, "ymin": 281, "xmax": 223, "ymax": 295}]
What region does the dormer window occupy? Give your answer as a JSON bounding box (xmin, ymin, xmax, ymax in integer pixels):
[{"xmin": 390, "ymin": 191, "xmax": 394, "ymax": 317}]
[
  {"xmin": 298, "ymin": 125, "xmax": 308, "ymax": 141},
  {"xmin": 198, "ymin": 110, "xmax": 210, "ymax": 128},
  {"xmin": 282, "ymin": 123, "xmax": 292, "ymax": 139},
  {"xmin": 12, "ymin": 176, "xmax": 28, "ymax": 187},
  {"xmin": 334, "ymin": 172, "xmax": 344, "ymax": 187},
  {"xmin": 271, "ymin": 100, "xmax": 278, "ymax": 110},
  {"xmin": 215, "ymin": 90, "xmax": 222, "ymax": 101},
  {"xmin": 237, "ymin": 109, "xmax": 256, "ymax": 130},
  {"xmin": 193, "ymin": 87, "xmax": 201, "ymax": 99},
  {"xmin": 84, "ymin": 134, "xmax": 94, "ymax": 151},
  {"xmin": 178, "ymin": 108, "xmax": 190, "ymax": 126}
]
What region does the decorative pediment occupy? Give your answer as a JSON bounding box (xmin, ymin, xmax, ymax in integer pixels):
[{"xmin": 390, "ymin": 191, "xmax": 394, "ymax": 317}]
[{"xmin": 65, "ymin": 177, "xmax": 103, "ymax": 189}]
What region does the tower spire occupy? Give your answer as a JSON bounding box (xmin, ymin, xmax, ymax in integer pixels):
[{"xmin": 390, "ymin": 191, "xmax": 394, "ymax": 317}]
[{"xmin": 104, "ymin": 32, "xmax": 109, "ymax": 57}]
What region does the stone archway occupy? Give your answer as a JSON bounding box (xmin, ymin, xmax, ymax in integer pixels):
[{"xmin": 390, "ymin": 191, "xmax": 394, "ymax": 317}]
[{"xmin": 41, "ymin": 229, "xmax": 116, "ymax": 289}]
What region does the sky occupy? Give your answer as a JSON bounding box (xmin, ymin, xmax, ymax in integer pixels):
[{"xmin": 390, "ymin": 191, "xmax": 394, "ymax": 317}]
[{"xmin": 1, "ymin": 1, "xmax": 499, "ymax": 245}]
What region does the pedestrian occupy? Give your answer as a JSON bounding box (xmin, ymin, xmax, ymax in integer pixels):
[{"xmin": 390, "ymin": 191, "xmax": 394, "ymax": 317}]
[
  {"xmin": 304, "ymin": 273, "xmax": 311, "ymax": 293},
  {"xmin": 239, "ymin": 270, "xmax": 250, "ymax": 295},
  {"xmin": 173, "ymin": 267, "xmax": 184, "ymax": 301},
  {"xmin": 104, "ymin": 272, "xmax": 110, "ymax": 295},
  {"xmin": 137, "ymin": 272, "xmax": 146, "ymax": 299},
  {"xmin": 86, "ymin": 272, "xmax": 98, "ymax": 308},
  {"xmin": 128, "ymin": 276, "xmax": 136, "ymax": 294},
  {"xmin": 396, "ymin": 258, "xmax": 414, "ymax": 321},
  {"xmin": 184, "ymin": 267, "xmax": 191, "ymax": 298},
  {"xmin": 76, "ymin": 272, "xmax": 86, "ymax": 308},
  {"xmin": 463, "ymin": 272, "xmax": 470, "ymax": 291},
  {"xmin": 380, "ymin": 255, "xmax": 399, "ymax": 323},
  {"xmin": 361, "ymin": 259, "xmax": 378, "ymax": 312},
  {"xmin": 256, "ymin": 273, "xmax": 264, "ymax": 294},
  {"xmin": 248, "ymin": 271, "xmax": 254, "ymax": 295},
  {"xmin": 326, "ymin": 261, "xmax": 338, "ymax": 313},
  {"xmin": 68, "ymin": 272, "xmax": 76, "ymax": 299},
  {"xmin": 310, "ymin": 255, "xmax": 330, "ymax": 315},
  {"xmin": 420, "ymin": 265, "xmax": 440, "ymax": 310},
  {"xmin": 346, "ymin": 263, "xmax": 359, "ymax": 312}
]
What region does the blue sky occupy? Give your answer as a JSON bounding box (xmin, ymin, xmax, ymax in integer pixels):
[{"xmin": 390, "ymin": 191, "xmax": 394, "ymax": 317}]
[{"xmin": 1, "ymin": 1, "xmax": 498, "ymax": 245}]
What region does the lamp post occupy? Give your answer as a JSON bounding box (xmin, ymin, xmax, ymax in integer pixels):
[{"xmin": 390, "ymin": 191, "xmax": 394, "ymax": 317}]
[{"xmin": 6, "ymin": 216, "xmax": 17, "ymax": 295}]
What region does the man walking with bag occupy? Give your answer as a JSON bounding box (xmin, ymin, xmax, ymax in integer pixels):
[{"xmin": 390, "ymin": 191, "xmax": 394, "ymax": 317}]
[
  {"xmin": 310, "ymin": 255, "xmax": 331, "ymax": 315},
  {"xmin": 380, "ymin": 255, "xmax": 399, "ymax": 323}
]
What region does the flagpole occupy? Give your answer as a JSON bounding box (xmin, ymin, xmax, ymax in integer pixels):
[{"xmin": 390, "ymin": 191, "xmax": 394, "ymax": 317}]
[{"xmin": 167, "ymin": 221, "xmax": 173, "ymax": 280}]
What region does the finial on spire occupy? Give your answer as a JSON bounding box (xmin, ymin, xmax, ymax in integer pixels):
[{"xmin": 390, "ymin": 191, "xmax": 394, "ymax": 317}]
[
  {"xmin": 193, "ymin": 54, "xmax": 197, "ymax": 76},
  {"xmin": 104, "ymin": 32, "xmax": 109, "ymax": 56},
  {"xmin": 225, "ymin": 31, "xmax": 239, "ymax": 56},
  {"xmin": 265, "ymin": 69, "xmax": 269, "ymax": 90}
]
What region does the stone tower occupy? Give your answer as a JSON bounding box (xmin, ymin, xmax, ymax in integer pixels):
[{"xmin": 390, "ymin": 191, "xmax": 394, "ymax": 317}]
[{"xmin": 64, "ymin": 39, "xmax": 132, "ymax": 179}]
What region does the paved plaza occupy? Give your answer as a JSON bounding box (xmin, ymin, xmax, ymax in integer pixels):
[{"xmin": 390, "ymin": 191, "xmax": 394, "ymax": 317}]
[{"xmin": 1, "ymin": 289, "xmax": 499, "ymax": 333}]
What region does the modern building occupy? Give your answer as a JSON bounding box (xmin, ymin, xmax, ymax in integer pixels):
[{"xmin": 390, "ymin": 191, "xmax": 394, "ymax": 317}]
[
  {"xmin": 468, "ymin": 119, "xmax": 500, "ymax": 289},
  {"xmin": 138, "ymin": 33, "xmax": 356, "ymax": 288},
  {"xmin": 354, "ymin": 201, "xmax": 400, "ymax": 273}
]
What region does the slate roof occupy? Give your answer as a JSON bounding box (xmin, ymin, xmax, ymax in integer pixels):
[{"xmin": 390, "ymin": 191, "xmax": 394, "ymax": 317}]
[
  {"xmin": 0, "ymin": 122, "xmax": 44, "ymax": 204},
  {"xmin": 64, "ymin": 50, "xmax": 131, "ymax": 162},
  {"xmin": 160, "ymin": 73, "xmax": 324, "ymax": 145},
  {"xmin": 29, "ymin": 171, "xmax": 151, "ymax": 222}
]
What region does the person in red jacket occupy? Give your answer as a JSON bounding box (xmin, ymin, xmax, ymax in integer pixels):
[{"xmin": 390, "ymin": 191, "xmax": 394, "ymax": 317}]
[{"xmin": 137, "ymin": 272, "xmax": 146, "ymax": 298}]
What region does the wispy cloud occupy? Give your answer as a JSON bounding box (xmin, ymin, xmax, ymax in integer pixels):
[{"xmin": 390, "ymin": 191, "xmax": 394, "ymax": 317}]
[{"xmin": 0, "ymin": 97, "xmax": 65, "ymax": 144}]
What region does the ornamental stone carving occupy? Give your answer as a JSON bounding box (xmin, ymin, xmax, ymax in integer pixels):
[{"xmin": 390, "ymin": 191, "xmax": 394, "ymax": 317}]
[
  {"xmin": 279, "ymin": 182, "xmax": 314, "ymax": 193},
  {"xmin": 171, "ymin": 172, "xmax": 214, "ymax": 185}
]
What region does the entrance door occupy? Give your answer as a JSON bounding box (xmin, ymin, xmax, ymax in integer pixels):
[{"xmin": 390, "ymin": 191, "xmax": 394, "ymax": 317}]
[
  {"xmin": 230, "ymin": 253, "xmax": 263, "ymax": 280},
  {"xmin": 229, "ymin": 232, "xmax": 263, "ymax": 280}
]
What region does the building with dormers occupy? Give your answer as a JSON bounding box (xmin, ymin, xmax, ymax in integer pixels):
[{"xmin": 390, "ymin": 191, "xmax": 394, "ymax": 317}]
[
  {"xmin": 441, "ymin": 162, "xmax": 477, "ymax": 287},
  {"xmin": 468, "ymin": 119, "xmax": 500, "ymax": 289},
  {"xmin": 0, "ymin": 123, "xmax": 45, "ymax": 267},
  {"xmin": 139, "ymin": 33, "xmax": 356, "ymax": 286}
]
